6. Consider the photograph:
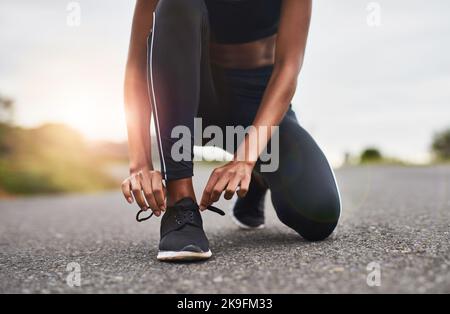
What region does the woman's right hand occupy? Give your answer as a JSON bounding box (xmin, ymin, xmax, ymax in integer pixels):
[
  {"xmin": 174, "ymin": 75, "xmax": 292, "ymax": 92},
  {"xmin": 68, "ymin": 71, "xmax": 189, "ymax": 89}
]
[{"xmin": 121, "ymin": 167, "xmax": 166, "ymax": 217}]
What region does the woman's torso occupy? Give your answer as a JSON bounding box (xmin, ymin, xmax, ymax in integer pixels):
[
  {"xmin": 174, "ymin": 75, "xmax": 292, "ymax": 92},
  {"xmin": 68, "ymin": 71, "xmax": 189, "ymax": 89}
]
[{"xmin": 205, "ymin": 0, "xmax": 282, "ymax": 69}]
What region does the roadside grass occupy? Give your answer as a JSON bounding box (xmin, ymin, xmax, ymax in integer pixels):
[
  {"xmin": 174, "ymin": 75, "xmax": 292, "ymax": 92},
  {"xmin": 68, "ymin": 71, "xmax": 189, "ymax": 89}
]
[{"xmin": 0, "ymin": 123, "xmax": 117, "ymax": 196}]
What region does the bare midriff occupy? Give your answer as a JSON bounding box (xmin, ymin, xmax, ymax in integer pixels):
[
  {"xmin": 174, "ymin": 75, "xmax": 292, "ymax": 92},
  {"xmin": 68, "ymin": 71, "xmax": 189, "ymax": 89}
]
[{"xmin": 209, "ymin": 34, "xmax": 276, "ymax": 69}]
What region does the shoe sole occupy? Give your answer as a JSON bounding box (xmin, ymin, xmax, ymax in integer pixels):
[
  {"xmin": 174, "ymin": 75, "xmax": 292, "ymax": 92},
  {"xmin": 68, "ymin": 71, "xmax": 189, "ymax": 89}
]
[
  {"xmin": 229, "ymin": 208, "xmax": 265, "ymax": 230},
  {"xmin": 157, "ymin": 250, "xmax": 212, "ymax": 262}
]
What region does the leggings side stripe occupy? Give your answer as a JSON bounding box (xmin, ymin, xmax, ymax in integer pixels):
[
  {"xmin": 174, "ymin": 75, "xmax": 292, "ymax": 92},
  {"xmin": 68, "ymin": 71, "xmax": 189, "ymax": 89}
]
[{"xmin": 147, "ymin": 12, "xmax": 167, "ymax": 180}]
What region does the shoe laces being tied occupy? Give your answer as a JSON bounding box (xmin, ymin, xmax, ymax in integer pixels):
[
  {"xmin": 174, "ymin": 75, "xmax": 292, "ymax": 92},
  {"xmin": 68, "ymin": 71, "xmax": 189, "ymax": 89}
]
[{"xmin": 136, "ymin": 203, "xmax": 225, "ymax": 222}]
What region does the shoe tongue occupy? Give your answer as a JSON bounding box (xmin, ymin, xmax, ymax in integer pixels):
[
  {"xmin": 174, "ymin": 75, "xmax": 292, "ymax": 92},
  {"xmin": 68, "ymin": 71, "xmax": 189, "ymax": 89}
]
[{"xmin": 174, "ymin": 197, "xmax": 197, "ymax": 208}]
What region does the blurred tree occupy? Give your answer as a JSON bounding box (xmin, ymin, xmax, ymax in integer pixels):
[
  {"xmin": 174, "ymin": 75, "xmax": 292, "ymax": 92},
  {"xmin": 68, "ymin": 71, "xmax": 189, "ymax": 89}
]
[
  {"xmin": 431, "ymin": 128, "xmax": 450, "ymax": 160},
  {"xmin": 360, "ymin": 147, "xmax": 382, "ymax": 163},
  {"xmin": 0, "ymin": 94, "xmax": 14, "ymax": 123}
]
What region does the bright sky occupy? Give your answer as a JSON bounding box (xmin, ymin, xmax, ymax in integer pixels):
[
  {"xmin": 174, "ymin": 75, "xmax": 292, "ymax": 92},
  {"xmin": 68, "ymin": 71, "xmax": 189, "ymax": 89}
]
[{"xmin": 0, "ymin": 0, "xmax": 449, "ymax": 165}]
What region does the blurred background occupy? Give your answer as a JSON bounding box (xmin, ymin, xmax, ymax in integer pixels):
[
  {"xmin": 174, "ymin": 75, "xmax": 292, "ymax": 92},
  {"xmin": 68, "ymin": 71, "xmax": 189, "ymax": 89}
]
[{"xmin": 0, "ymin": 0, "xmax": 449, "ymax": 196}]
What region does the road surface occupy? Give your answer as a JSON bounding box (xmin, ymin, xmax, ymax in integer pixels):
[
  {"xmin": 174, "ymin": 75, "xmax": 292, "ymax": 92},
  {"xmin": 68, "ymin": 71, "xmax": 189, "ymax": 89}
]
[{"xmin": 1, "ymin": 165, "xmax": 449, "ymax": 293}]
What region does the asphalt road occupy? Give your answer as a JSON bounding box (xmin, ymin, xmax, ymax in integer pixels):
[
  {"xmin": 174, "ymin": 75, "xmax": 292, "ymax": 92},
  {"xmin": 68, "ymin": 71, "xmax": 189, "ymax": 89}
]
[{"xmin": 0, "ymin": 165, "xmax": 449, "ymax": 293}]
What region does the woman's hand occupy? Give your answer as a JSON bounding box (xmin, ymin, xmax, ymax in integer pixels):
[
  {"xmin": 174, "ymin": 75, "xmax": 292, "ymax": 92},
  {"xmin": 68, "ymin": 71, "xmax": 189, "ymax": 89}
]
[
  {"xmin": 199, "ymin": 160, "xmax": 254, "ymax": 210},
  {"xmin": 121, "ymin": 167, "xmax": 166, "ymax": 217}
]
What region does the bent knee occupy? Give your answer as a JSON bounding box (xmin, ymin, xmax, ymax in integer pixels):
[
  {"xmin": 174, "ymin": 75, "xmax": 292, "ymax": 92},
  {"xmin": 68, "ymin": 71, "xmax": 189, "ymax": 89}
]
[
  {"xmin": 297, "ymin": 220, "xmax": 338, "ymax": 242},
  {"xmin": 275, "ymin": 196, "xmax": 341, "ymax": 242},
  {"xmin": 307, "ymin": 194, "xmax": 341, "ymax": 226}
]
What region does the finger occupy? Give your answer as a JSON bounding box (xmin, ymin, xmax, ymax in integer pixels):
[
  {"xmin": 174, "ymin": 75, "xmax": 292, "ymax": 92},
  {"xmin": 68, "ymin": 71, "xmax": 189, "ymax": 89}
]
[
  {"xmin": 130, "ymin": 174, "xmax": 147, "ymax": 210},
  {"xmin": 224, "ymin": 175, "xmax": 241, "ymax": 200},
  {"xmin": 151, "ymin": 173, "xmax": 166, "ymax": 211},
  {"xmin": 210, "ymin": 175, "xmax": 230, "ymax": 204},
  {"xmin": 139, "ymin": 171, "xmax": 159, "ymax": 213},
  {"xmin": 237, "ymin": 173, "xmax": 251, "ymax": 198},
  {"xmin": 121, "ymin": 179, "xmax": 133, "ymax": 204},
  {"xmin": 200, "ymin": 170, "xmax": 221, "ymax": 210}
]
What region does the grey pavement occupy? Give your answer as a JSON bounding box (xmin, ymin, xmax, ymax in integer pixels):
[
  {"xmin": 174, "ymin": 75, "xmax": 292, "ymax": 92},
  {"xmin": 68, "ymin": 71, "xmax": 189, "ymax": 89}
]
[{"xmin": 0, "ymin": 165, "xmax": 449, "ymax": 293}]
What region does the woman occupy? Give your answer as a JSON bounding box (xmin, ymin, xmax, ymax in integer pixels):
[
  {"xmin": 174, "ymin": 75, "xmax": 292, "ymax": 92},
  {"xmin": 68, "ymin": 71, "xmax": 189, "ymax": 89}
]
[{"xmin": 122, "ymin": 0, "xmax": 341, "ymax": 262}]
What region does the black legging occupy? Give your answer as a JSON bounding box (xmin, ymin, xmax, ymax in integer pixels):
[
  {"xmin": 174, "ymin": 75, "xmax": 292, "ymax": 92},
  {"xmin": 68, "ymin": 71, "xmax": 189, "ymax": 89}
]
[{"xmin": 148, "ymin": 0, "xmax": 341, "ymax": 241}]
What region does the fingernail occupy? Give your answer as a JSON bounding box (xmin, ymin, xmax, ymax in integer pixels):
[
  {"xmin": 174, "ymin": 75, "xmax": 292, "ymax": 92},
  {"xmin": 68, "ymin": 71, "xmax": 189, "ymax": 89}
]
[
  {"xmin": 160, "ymin": 206, "xmax": 165, "ymax": 211},
  {"xmin": 154, "ymin": 211, "xmax": 161, "ymax": 217},
  {"xmin": 127, "ymin": 197, "xmax": 132, "ymax": 203}
]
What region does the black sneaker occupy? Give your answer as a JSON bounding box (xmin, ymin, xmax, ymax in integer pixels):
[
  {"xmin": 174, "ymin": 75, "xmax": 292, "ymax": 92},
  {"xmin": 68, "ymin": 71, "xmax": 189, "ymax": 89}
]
[
  {"xmin": 230, "ymin": 175, "xmax": 268, "ymax": 229},
  {"xmin": 153, "ymin": 197, "xmax": 224, "ymax": 262}
]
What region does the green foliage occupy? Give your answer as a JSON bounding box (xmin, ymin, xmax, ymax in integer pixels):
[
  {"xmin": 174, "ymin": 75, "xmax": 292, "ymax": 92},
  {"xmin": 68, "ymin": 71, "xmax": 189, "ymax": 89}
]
[
  {"xmin": 360, "ymin": 147, "xmax": 382, "ymax": 163},
  {"xmin": 431, "ymin": 128, "xmax": 450, "ymax": 160},
  {"xmin": 0, "ymin": 122, "xmax": 116, "ymax": 195}
]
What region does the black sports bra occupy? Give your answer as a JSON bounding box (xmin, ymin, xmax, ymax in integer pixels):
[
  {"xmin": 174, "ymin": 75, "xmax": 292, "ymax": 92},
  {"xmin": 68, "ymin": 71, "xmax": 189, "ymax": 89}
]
[{"xmin": 204, "ymin": 0, "xmax": 282, "ymax": 44}]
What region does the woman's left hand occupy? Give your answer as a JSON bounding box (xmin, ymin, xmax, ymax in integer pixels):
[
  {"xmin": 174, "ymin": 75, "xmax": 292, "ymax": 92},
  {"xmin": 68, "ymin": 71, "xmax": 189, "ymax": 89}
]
[{"xmin": 199, "ymin": 160, "xmax": 255, "ymax": 210}]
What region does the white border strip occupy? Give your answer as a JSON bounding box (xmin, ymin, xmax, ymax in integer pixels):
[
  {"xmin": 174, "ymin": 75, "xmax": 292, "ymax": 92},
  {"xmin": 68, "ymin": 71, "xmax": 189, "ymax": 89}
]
[{"xmin": 147, "ymin": 12, "xmax": 167, "ymax": 180}]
